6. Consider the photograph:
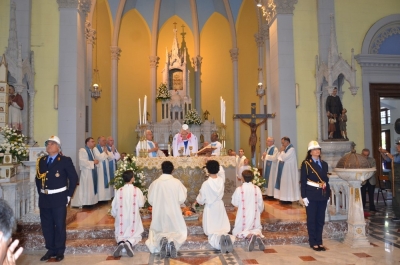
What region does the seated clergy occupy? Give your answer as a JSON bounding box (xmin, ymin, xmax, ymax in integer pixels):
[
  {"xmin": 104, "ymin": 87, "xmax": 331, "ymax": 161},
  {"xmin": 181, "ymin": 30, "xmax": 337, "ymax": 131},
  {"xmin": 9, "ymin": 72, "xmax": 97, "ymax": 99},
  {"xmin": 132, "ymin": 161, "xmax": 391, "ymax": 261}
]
[
  {"xmin": 172, "ymin": 124, "xmax": 198, "ymax": 157},
  {"xmin": 136, "ymin": 130, "xmax": 160, "ymax": 157}
]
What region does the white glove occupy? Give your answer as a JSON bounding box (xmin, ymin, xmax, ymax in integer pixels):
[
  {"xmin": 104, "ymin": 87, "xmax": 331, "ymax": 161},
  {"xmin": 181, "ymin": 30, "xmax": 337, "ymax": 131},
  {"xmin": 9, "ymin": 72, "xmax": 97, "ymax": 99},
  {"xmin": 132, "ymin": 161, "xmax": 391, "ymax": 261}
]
[
  {"xmin": 66, "ymin": 196, "xmax": 71, "ymax": 206},
  {"xmin": 303, "ymin": 197, "xmax": 309, "ymax": 207}
]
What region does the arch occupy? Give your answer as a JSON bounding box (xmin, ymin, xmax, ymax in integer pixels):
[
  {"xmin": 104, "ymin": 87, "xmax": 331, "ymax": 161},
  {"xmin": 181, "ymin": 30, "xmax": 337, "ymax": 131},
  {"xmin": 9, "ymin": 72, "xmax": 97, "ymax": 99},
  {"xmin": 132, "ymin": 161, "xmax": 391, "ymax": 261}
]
[{"xmin": 361, "ymin": 14, "xmax": 400, "ymax": 54}]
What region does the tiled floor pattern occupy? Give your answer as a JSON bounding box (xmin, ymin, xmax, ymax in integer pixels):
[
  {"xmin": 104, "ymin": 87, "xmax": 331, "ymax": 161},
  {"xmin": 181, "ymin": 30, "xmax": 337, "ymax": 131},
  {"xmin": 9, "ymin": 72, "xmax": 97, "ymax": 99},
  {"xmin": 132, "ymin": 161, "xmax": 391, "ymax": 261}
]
[{"xmin": 16, "ymin": 198, "xmax": 400, "ymax": 264}]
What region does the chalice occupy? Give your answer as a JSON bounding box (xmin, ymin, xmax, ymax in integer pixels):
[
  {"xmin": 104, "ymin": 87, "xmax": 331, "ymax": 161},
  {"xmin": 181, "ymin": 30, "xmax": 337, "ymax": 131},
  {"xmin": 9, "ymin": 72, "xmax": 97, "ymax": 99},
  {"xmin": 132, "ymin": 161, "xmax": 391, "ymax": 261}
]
[
  {"xmin": 178, "ymin": 147, "xmax": 184, "ymax": 157},
  {"xmin": 189, "ymin": 146, "xmax": 193, "ymax": 156}
]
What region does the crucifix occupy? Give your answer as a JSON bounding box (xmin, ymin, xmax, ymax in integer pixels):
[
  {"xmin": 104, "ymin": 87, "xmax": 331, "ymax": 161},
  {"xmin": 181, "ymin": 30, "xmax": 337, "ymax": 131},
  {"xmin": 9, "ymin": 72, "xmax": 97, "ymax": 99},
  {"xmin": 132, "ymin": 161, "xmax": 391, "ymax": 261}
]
[{"xmin": 233, "ymin": 103, "xmax": 276, "ymax": 163}]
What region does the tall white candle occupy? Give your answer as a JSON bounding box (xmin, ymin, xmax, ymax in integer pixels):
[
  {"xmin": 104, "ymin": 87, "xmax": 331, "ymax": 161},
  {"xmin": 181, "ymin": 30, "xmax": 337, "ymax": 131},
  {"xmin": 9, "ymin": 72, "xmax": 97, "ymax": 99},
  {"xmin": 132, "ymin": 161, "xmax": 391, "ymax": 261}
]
[
  {"xmin": 144, "ymin": 95, "xmax": 147, "ymax": 124},
  {"xmin": 223, "ymin": 100, "xmax": 226, "ymax": 124},
  {"xmin": 139, "ymin": 98, "xmax": 141, "ymax": 125},
  {"xmin": 220, "ymin": 97, "xmax": 222, "ymax": 123}
]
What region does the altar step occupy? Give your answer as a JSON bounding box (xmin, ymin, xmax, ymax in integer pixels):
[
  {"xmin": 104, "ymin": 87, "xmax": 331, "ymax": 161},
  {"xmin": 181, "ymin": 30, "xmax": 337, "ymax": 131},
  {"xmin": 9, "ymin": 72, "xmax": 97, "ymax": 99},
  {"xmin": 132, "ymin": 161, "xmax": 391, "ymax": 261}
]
[{"xmin": 16, "ymin": 220, "xmax": 347, "ymax": 254}]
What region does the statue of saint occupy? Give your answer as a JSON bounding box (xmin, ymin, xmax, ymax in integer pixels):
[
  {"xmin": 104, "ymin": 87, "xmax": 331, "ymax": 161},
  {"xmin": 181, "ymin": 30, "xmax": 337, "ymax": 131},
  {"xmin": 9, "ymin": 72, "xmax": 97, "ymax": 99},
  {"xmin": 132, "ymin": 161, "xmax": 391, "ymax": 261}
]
[
  {"xmin": 8, "ymin": 85, "xmax": 24, "ymax": 131},
  {"xmin": 325, "ymin": 87, "xmax": 343, "ymax": 139}
]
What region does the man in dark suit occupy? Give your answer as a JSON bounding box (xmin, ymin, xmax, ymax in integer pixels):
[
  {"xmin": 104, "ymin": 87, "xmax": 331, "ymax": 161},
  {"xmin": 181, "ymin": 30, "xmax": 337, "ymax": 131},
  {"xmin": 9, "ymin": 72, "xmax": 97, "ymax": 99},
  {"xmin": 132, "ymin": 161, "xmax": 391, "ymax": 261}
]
[{"xmin": 35, "ymin": 136, "xmax": 78, "ymax": 261}]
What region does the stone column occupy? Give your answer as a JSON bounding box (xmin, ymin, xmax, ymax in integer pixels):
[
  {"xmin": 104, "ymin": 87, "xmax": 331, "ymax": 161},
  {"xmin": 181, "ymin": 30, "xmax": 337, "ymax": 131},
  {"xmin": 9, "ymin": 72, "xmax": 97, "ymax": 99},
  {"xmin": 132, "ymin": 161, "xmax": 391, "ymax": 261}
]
[
  {"xmin": 110, "ymin": 46, "xmax": 121, "ymax": 145},
  {"xmin": 255, "ymin": 31, "xmax": 266, "ymax": 161},
  {"xmin": 57, "ymin": 0, "xmax": 91, "ymax": 166},
  {"xmin": 149, "ymin": 56, "xmax": 159, "ymax": 123},
  {"xmin": 263, "ymin": 0, "xmax": 298, "ymax": 147},
  {"xmin": 230, "ymin": 48, "xmax": 239, "ymax": 149},
  {"xmin": 192, "ymin": 56, "xmax": 202, "ymax": 111},
  {"xmin": 315, "ymin": 91, "xmax": 322, "ymax": 141},
  {"xmin": 85, "ymin": 21, "xmax": 96, "ymax": 137}
]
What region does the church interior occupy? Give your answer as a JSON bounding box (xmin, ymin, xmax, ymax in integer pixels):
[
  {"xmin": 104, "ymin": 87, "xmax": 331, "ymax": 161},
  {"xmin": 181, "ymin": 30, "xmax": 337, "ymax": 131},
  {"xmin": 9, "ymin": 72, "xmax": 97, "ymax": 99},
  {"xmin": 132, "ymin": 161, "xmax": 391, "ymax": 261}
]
[{"xmin": 0, "ymin": 0, "xmax": 400, "ymax": 264}]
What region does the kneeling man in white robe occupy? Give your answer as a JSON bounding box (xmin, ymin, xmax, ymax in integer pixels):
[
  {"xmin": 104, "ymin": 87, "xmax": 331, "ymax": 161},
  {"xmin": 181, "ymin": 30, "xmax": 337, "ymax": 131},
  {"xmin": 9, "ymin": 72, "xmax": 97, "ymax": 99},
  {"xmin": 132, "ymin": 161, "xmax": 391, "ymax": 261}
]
[
  {"xmin": 196, "ymin": 160, "xmax": 235, "ymax": 253},
  {"xmin": 145, "ymin": 161, "xmax": 187, "ymax": 259}
]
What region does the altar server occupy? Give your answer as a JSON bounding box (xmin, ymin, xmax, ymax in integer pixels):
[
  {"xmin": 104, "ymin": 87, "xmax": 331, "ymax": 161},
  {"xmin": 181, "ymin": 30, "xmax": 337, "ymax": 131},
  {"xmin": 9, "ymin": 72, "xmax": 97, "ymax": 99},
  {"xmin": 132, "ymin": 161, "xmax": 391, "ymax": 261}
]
[
  {"xmin": 300, "ymin": 141, "xmax": 330, "ymax": 251},
  {"xmin": 235, "ymin": 149, "xmax": 247, "ymax": 187},
  {"xmin": 232, "ymin": 170, "xmax": 265, "ymax": 251},
  {"xmin": 94, "ymin": 136, "xmax": 116, "ymax": 201},
  {"xmin": 145, "ymin": 161, "xmax": 187, "ymax": 259},
  {"xmin": 111, "ymin": 170, "xmax": 145, "ymax": 258},
  {"xmin": 262, "ymin": 137, "xmax": 279, "ymax": 196},
  {"xmin": 195, "ymin": 160, "xmax": 235, "ymax": 253},
  {"xmin": 71, "ymin": 137, "xmax": 99, "ymax": 207},
  {"xmin": 135, "ymin": 130, "xmax": 160, "ymax": 157},
  {"xmin": 210, "ymin": 132, "xmax": 222, "ymax": 156},
  {"xmin": 274, "ymin": 136, "xmax": 300, "ymax": 203},
  {"xmin": 172, "ymin": 124, "xmax": 198, "ymax": 157}
]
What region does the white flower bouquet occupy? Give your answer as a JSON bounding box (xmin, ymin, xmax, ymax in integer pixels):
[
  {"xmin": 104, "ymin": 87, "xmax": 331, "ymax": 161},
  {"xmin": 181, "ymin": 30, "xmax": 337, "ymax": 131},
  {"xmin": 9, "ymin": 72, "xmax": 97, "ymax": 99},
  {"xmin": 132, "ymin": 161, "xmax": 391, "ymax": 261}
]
[
  {"xmin": 156, "ymin": 83, "xmax": 171, "ymax": 101},
  {"xmin": 250, "ymin": 167, "xmax": 266, "ymax": 192},
  {"xmin": 0, "ymin": 125, "xmax": 29, "ymax": 163},
  {"xmin": 110, "ymin": 154, "xmax": 149, "ymax": 206},
  {"xmin": 184, "ymin": 109, "xmax": 202, "ymax": 125}
]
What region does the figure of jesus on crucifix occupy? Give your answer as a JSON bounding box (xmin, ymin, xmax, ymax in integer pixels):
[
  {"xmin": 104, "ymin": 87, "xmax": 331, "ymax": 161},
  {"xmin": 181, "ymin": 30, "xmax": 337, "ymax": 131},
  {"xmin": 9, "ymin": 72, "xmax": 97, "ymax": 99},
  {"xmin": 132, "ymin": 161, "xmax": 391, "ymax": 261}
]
[{"xmin": 233, "ymin": 103, "xmax": 275, "ymax": 163}]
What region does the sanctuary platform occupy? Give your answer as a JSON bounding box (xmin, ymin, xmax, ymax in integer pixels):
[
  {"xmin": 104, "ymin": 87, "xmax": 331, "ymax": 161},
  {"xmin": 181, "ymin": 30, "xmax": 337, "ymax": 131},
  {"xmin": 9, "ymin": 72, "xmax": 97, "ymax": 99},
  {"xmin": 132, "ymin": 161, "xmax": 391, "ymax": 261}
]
[{"xmin": 15, "ymin": 198, "xmax": 348, "ymax": 255}]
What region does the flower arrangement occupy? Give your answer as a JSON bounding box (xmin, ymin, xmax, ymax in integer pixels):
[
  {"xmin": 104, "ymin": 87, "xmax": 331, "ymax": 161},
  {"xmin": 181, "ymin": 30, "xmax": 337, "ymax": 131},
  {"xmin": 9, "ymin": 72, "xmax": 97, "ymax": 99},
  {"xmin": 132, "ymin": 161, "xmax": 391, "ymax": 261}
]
[
  {"xmin": 184, "ymin": 109, "xmax": 202, "ymax": 125},
  {"xmin": 0, "ymin": 125, "xmax": 29, "ymax": 162},
  {"xmin": 250, "ymin": 167, "xmax": 266, "ymax": 191},
  {"xmin": 156, "ymin": 83, "xmax": 171, "ymax": 101},
  {"xmin": 110, "ymin": 154, "xmax": 149, "ymax": 206}
]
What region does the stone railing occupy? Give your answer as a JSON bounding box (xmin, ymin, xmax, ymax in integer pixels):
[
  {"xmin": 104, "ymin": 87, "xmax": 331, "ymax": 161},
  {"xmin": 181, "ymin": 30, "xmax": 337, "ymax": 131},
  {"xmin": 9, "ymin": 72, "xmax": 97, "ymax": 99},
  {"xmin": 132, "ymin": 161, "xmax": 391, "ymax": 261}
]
[{"xmin": 327, "ymin": 174, "xmax": 349, "ymax": 221}]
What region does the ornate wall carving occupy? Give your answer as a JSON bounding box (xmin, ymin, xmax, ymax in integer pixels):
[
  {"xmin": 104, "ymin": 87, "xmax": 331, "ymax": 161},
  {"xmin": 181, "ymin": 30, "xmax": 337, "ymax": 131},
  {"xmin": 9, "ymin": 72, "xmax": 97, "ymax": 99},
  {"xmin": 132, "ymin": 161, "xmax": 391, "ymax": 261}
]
[
  {"xmin": 261, "ymin": 0, "xmax": 298, "ymax": 24},
  {"xmin": 229, "ymin": 48, "xmax": 239, "ymax": 62},
  {"xmin": 110, "ymin": 46, "xmax": 121, "ymax": 60},
  {"xmin": 85, "ymin": 21, "xmax": 96, "ymax": 45},
  {"xmin": 369, "ymin": 22, "xmax": 400, "ymax": 54}
]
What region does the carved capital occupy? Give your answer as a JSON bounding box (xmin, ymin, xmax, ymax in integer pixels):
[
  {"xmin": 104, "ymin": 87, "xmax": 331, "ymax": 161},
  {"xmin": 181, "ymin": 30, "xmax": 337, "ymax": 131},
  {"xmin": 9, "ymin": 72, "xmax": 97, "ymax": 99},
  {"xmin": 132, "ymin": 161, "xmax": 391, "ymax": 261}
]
[
  {"xmin": 85, "ymin": 21, "xmax": 96, "ymax": 45},
  {"xmin": 191, "ymin": 56, "xmax": 203, "ymax": 71},
  {"xmin": 149, "ymin": 56, "xmax": 159, "ymax": 68},
  {"xmin": 230, "ymin": 48, "xmax": 239, "ymax": 62},
  {"xmin": 254, "ymin": 33, "xmax": 265, "ymax": 48},
  {"xmin": 57, "ymin": 0, "xmax": 91, "ymax": 16},
  {"xmin": 262, "ymin": 0, "xmax": 298, "ymax": 24},
  {"xmin": 110, "ymin": 46, "xmax": 121, "ymax": 60}
]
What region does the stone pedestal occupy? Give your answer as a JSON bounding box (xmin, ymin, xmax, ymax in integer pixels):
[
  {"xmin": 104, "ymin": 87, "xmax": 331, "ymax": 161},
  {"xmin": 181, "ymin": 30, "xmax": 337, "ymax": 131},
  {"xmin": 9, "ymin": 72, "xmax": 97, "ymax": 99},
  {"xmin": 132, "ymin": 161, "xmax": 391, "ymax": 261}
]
[
  {"xmin": 320, "ymin": 141, "xmax": 354, "ymax": 172},
  {"xmin": 334, "ymin": 168, "xmax": 375, "ymax": 248}
]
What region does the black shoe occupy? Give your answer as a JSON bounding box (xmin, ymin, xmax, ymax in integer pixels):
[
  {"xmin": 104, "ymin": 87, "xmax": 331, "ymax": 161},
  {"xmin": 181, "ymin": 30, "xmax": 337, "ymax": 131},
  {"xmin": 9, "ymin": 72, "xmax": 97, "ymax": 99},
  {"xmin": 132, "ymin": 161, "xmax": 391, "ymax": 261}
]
[
  {"xmin": 392, "ymin": 218, "xmax": 400, "ymax": 222},
  {"xmin": 55, "ymin": 254, "xmax": 64, "ymax": 261},
  {"xmin": 311, "ymin": 246, "xmax": 321, "ymax": 251},
  {"xmin": 40, "ymin": 251, "xmax": 53, "ymax": 261},
  {"xmin": 318, "ymin": 245, "xmax": 326, "ymax": 251}
]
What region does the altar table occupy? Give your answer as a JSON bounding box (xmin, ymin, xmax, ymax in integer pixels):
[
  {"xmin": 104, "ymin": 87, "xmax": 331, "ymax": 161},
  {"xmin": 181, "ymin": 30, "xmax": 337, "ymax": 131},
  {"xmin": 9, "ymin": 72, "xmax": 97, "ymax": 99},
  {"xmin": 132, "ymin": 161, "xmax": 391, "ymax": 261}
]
[{"xmin": 136, "ymin": 156, "xmax": 236, "ymax": 204}]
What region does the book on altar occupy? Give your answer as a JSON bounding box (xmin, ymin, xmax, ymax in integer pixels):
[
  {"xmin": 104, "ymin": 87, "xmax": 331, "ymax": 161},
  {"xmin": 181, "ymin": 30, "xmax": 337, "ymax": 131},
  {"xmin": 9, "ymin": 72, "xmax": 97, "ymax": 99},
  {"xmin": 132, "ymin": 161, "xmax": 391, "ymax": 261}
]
[{"xmin": 196, "ymin": 146, "xmax": 217, "ymax": 156}]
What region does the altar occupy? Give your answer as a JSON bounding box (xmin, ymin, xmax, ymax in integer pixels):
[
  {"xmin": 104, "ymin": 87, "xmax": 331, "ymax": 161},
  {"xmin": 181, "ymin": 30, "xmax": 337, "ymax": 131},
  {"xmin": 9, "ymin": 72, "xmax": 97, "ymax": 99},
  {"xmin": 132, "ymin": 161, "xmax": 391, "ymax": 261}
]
[{"xmin": 136, "ymin": 156, "xmax": 236, "ymax": 204}]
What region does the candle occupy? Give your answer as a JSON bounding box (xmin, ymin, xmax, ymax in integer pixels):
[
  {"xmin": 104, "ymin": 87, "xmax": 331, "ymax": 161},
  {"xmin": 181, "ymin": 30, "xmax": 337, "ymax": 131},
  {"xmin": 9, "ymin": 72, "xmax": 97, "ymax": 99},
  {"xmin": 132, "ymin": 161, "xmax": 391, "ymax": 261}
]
[
  {"xmin": 168, "ymin": 144, "xmax": 171, "ymax": 156},
  {"xmin": 139, "ymin": 98, "xmax": 141, "ymax": 125},
  {"xmin": 144, "ymin": 95, "xmax": 147, "ymax": 124},
  {"xmin": 223, "ymin": 100, "xmax": 226, "ymax": 124},
  {"xmin": 220, "ymin": 97, "xmax": 223, "ymax": 123}
]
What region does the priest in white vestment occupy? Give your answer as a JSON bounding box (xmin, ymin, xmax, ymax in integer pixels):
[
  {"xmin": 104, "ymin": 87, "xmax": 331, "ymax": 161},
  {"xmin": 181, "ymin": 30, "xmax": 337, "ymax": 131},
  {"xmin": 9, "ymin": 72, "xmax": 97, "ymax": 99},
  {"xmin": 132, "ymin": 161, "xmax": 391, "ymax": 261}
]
[
  {"xmin": 135, "ymin": 130, "xmax": 160, "ymax": 157},
  {"xmin": 261, "ymin": 137, "xmax": 279, "ymax": 196},
  {"xmin": 145, "ymin": 161, "xmax": 187, "ymax": 258},
  {"xmin": 231, "ymin": 169, "xmax": 265, "ymax": 251},
  {"xmin": 111, "ymin": 170, "xmax": 144, "ymax": 258},
  {"xmin": 94, "ymin": 136, "xmax": 116, "ymax": 201},
  {"xmin": 274, "ymin": 137, "xmax": 300, "ymax": 202},
  {"xmin": 172, "ymin": 124, "xmax": 198, "ymax": 157},
  {"xmin": 235, "ymin": 149, "xmax": 246, "ymax": 187},
  {"xmin": 107, "ymin": 136, "xmax": 121, "ymax": 175},
  {"xmin": 196, "ymin": 160, "xmax": 235, "ymax": 252},
  {"xmin": 71, "ymin": 137, "xmax": 99, "ymax": 207}
]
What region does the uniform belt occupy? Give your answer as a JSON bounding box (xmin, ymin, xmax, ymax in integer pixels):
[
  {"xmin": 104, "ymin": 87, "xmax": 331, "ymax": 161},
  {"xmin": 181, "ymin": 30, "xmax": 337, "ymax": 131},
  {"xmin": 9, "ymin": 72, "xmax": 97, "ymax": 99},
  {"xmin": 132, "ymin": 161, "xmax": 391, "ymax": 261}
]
[
  {"xmin": 41, "ymin": 186, "xmax": 67, "ymax": 194},
  {"xmin": 307, "ymin": 181, "xmax": 320, "ymax": 188}
]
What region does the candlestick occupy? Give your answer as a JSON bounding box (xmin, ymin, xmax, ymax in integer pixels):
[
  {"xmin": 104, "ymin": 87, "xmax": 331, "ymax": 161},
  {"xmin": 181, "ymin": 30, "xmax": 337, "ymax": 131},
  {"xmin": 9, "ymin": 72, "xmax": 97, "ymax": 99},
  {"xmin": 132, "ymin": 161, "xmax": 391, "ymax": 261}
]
[{"xmin": 144, "ymin": 95, "xmax": 147, "ymax": 124}]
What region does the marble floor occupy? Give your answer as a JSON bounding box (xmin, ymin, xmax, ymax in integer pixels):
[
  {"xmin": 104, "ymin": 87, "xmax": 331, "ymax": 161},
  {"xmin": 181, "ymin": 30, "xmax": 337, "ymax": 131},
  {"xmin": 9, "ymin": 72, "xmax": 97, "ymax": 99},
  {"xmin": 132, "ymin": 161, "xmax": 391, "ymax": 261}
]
[{"xmin": 16, "ymin": 198, "xmax": 400, "ymax": 265}]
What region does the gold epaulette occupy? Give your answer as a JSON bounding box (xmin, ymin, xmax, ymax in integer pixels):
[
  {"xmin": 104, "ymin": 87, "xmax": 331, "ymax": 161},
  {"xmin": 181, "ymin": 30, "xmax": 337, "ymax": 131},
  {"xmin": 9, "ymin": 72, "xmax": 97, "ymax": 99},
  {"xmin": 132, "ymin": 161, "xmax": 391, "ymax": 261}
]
[{"xmin": 36, "ymin": 156, "xmax": 48, "ymax": 189}]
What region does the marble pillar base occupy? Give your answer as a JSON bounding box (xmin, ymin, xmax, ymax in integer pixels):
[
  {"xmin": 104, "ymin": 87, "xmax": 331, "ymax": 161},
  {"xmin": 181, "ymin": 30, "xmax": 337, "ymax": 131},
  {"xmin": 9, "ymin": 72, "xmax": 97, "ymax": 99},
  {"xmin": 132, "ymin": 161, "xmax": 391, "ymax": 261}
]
[{"xmin": 343, "ymin": 223, "xmax": 372, "ymax": 248}]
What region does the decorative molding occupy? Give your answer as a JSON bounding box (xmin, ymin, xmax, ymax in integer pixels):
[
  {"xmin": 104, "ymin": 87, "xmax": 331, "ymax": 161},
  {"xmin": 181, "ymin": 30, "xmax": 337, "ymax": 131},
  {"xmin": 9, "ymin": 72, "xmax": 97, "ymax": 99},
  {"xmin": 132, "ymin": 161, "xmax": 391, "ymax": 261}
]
[
  {"xmin": 110, "ymin": 46, "xmax": 121, "ymax": 60},
  {"xmin": 79, "ymin": 0, "xmax": 91, "ymax": 15},
  {"xmin": 229, "ymin": 48, "xmax": 239, "ymax": 62},
  {"xmin": 261, "ymin": 23, "xmax": 269, "ymax": 40},
  {"xmin": 57, "ymin": 0, "xmax": 91, "ymax": 16},
  {"xmin": 369, "ymin": 22, "xmax": 400, "ymax": 54},
  {"xmin": 191, "ymin": 56, "xmax": 203, "ymax": 72},
  {"xmin": 85, "ymin": 21, "xmax": 96, "ymax": 45},
  {"xmin": 149, "ymin": 56, "xmax": 159, "ymax": 68},
  {"xmin": 261, "ymin": 0, "xmax": 298, "ymax": 24},
  {"xmin": 254, "ymin": 33, "xmax": 265, "ymax": 47},
  {"xmin": 355, "ymin": 54, "xmax": 400, "ymax": 68}
]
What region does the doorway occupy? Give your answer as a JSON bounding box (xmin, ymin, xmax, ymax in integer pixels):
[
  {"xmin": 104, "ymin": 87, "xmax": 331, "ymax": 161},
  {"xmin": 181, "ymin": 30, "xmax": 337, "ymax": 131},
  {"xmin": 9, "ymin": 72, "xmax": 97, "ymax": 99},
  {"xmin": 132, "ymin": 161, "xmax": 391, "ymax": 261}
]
[{"xmin": 370, "ymin": 83, "xmax": 400, "ymax": 177}]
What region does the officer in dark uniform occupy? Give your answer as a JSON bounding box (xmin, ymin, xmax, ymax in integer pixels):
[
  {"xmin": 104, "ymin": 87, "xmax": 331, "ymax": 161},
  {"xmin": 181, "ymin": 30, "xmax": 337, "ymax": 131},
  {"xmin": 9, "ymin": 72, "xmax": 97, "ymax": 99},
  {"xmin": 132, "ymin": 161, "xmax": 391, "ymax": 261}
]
[
  {"xmin": 300, "ymin": 141, "xmax": 330, "ymax": 251},
  {"xmin": 35, "ymin": 136, "xmax": 78, "ymax": 261}
]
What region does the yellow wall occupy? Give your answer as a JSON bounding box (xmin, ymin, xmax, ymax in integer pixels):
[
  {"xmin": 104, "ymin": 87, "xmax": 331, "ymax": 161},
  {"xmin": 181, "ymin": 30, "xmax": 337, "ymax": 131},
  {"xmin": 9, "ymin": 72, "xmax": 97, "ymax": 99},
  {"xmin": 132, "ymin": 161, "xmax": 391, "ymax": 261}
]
[
  {"xmin": 335, "ymin": 0, "xmax": 400, "ymax": 151},
  {"xmin": 236, "ymin": 0, "xmax": 259, "ymax": 161},
  {"xmin": 0, "ymin": 0, "xmax": 10, "ymax": 54},
  {"xmin": 200, "ymin": 13, "xmax": 234, "ymax": 149},
  {"xmin": 31, "ymin": 0, "xmax": 60, "ymax": 145},
  {"xmin": 91, "ymin": 0, "xmax": 112, "ymax": 141},
  {"xmin": 118, "ymin": 9, "xmax": 151, "ymax": 153},
  {"xmin": 293, "ymin": 0, "xmax": 319, "ymax": 158}
]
